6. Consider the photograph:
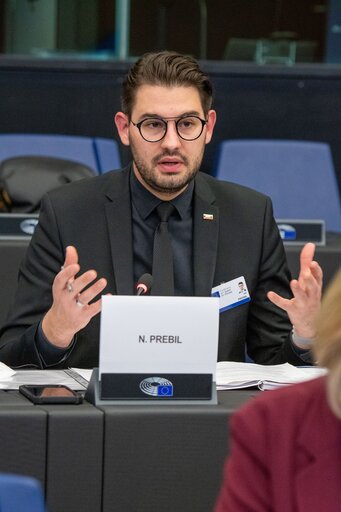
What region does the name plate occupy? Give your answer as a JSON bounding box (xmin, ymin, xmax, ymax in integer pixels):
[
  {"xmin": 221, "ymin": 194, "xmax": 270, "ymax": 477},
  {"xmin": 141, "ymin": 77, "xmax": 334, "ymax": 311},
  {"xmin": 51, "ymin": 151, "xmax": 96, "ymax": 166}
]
[
  {"xmin": 0, "ymin": 213, "xmax": 39, "ymax": 239},
  {"xmin": 97, "ymin": 295, "xmax": 219, "ymax": 401},
  {"xmin": 100, "ymin": 373, "xmax": 213, "ymax": 400},
  {"xmin": 276, "ymin": 219, "xmax": 325, "ymax": 246}
]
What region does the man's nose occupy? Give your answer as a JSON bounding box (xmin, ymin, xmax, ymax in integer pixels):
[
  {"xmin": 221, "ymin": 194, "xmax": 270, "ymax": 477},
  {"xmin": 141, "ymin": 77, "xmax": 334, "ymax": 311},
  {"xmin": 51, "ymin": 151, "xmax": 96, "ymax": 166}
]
[{"xmin": 160, "ymin": 121, "xmax": 181, "ymax": 149}]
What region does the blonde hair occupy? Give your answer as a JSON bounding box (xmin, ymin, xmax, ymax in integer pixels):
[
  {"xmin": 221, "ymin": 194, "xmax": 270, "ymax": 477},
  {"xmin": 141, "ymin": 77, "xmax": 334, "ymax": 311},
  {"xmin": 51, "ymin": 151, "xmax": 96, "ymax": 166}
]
[{"xmin": 313, "ymin": 269, "xmax": 341, "ymax": 418}]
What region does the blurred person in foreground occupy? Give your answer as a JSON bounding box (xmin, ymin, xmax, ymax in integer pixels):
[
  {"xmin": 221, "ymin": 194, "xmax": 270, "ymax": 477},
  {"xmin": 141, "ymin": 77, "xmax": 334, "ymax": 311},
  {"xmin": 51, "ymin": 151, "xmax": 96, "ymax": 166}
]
[{"xmin": 215, "ymin": 269, "xmax": 341, "ymax": 512}]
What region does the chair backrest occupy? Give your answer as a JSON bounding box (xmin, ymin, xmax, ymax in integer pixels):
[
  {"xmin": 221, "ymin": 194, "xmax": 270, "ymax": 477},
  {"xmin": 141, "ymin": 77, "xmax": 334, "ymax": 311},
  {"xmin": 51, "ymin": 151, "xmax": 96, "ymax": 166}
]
[
  {"xmin": 214, "ymin": 139, "xmax": 341, "ymax": 232},
  {"xmin": 0, "ymin": 134, "xmax": 121, "ymax": 174},
  {"xmin": 0, "ymin": 156, "xmax": 95, "ymax": 213},
  {"xmin": 0, "ymin": 473, "xmax": 45, "ymax": 512},
  {"xmin": 93, "ymin": 137, "xmax": 121, "ymax": 173}
]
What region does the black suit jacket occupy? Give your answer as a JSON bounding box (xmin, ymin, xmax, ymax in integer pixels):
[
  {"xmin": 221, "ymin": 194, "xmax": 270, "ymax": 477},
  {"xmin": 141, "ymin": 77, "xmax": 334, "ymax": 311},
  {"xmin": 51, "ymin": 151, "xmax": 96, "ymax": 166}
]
[{"xmin": 0, "ymin": 167, "xmax": 305, "ymax": 368}]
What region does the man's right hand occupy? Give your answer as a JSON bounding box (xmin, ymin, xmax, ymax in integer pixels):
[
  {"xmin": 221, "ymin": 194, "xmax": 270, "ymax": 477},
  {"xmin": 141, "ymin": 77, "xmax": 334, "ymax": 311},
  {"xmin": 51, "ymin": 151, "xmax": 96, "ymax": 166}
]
[{"xmin": 42, "ymin": 246, "xmax": 107, "ymax": 348}]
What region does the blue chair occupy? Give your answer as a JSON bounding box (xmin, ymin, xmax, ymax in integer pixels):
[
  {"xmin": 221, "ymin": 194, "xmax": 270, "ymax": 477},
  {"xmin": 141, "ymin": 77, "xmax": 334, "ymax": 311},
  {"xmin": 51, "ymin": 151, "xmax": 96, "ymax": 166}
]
[
  {"xmin": 0, "ymin": 473, "xmax": 46, "ymax": 511},
  {"xmin": 93, "ymin": 137, "xmax": 121, "ymax": 173},
  {"xmin": 214, "ymin": 139, "xmax": 341, "ymax": 232},
  {"xmin": 0, "ymin": 134, "xmax": 121, "ymax": 174}
]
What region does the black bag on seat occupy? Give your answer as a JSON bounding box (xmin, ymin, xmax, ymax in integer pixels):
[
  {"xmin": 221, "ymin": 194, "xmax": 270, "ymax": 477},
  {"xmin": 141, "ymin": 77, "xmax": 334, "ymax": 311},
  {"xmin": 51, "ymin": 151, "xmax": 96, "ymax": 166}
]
[{"xmin": 0, "ymin": 156, "xmax": 95, "ymax": 213}]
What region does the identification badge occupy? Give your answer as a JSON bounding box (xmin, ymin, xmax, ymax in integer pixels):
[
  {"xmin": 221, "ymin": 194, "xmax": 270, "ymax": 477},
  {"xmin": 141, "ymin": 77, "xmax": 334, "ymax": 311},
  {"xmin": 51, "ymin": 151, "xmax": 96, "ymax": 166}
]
[{"xmin": 211, "ymin": 276, "xmax": 251, "ymax": 313}]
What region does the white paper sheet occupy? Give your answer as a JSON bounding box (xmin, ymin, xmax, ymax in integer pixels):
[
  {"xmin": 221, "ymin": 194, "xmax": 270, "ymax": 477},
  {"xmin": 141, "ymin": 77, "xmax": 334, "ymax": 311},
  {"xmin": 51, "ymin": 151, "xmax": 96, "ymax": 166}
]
[
  {"xmin": 0, "ymin": 369, "xmax": 88, "ymax": 390},
  {"xmin": 0, "ymin": 361, "xmax": 16, "ymax": 380},
  {"xmin": 216, "ymin": 361, "xmax": 327, "ymax": 390}
]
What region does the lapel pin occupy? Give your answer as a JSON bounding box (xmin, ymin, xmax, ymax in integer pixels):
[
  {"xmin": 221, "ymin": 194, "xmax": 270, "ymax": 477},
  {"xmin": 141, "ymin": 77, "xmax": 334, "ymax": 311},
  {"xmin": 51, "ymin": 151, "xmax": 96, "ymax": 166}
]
[{"xmin": 203, "ymin": 213, "xmax": 214, "ymax": 221}]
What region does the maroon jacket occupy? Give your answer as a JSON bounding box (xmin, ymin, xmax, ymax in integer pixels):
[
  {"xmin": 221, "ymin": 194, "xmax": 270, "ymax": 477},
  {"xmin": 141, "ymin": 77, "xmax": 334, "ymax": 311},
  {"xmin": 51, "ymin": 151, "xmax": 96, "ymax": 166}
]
[{"xmin": 215, "ymin": 376, "xmax": 341, "ymax": 512}]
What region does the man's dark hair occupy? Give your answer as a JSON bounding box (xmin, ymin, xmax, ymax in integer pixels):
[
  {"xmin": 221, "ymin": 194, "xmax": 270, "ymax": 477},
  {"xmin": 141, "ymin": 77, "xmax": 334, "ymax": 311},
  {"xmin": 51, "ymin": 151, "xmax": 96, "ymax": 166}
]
[{"xmin": 121, "ymin": 51, "xmax": 213, "ymax": 117}]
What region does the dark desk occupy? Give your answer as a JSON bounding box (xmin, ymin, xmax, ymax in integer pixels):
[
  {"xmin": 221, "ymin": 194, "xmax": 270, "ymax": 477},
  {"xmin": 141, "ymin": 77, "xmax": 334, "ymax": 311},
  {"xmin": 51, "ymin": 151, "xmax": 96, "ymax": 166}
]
[
  {"xmin": 0, "ymin": 389, "xmax": 257, "ymax": 512},
  {"xmin": 0, "ymin": 391, "xmax": 103, "ymax": 512}
]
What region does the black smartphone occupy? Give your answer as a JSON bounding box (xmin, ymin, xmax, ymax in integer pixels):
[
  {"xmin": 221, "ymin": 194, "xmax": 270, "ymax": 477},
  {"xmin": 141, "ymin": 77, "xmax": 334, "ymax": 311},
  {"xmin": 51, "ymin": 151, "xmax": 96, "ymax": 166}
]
[{"xmin": 19, "ymin": 384, "xmax": 83, "ymax": 404}]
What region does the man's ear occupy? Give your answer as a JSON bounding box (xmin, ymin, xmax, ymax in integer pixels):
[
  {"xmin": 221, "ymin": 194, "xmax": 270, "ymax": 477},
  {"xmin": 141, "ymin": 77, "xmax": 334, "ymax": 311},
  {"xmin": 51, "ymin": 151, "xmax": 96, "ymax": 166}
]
[
  {"xmin": 114, "ymin": 112, "xmax": 130, "ymax": 146},
  {"xmin": 205, "ymin": 109, "xmax": 217, "ymax": 145}
]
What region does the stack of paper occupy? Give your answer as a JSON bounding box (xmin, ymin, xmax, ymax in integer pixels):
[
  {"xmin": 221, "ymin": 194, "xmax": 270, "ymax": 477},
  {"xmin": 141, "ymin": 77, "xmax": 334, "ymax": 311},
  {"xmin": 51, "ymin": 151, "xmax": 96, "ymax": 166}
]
[
  {"xmin": 216, "ymin": 361, "xmax": 327, "ymax": 391},
  {"xmin": 0, "ymin": 363, "xmax": 89, "ymax": 390}
]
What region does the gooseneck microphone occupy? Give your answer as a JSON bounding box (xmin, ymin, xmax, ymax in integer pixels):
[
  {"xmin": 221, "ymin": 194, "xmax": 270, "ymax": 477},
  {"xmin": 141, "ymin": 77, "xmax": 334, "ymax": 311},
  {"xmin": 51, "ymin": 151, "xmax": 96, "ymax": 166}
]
[{"xmin": 136, "ymin": 273, "xmax": 153, "ymax": 296}]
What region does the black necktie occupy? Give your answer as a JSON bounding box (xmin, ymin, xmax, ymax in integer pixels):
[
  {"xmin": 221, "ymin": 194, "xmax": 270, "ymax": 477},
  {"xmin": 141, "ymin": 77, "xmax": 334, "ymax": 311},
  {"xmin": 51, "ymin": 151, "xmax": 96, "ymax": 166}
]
[{"xmin": 152, "ymin": 202, "xmax": 175, "ymax": 296}]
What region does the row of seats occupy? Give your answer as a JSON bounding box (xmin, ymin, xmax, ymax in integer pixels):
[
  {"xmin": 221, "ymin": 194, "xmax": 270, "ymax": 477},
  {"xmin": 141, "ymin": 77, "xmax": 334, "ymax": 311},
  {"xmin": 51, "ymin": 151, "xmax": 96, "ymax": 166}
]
[
  {"xmin": 1, "ymin": 134, "xmax": 340, "ymax": 232},
  {"xmin": 0, "ymin": 134, "xmax": 121, "ymax": 174},
  {"xmin": 214, "ymin": 140, "xmax": 341, "ymax": 233}
]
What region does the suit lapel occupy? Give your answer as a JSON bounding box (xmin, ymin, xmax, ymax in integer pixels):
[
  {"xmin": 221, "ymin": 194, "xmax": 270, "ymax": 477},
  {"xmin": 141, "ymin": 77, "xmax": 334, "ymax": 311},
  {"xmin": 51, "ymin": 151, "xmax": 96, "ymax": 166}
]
[
  {"xmin": 103, "ymin": 170, "xmax": 220, "ymax": 297},
  {"xmin": 104, "ymin": 168, "xmax": 135, "ymax": 295},
  {"xmin": 193, "ymin": 174, "xmax": 219, "ymax": 296}
]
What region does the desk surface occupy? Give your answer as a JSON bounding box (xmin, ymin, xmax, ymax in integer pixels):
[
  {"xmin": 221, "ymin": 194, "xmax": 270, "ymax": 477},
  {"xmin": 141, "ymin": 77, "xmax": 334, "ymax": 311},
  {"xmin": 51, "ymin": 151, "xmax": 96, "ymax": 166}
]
[{"xmin": 0, "ymin": 389, "xmax": 257, "ymax": 512}]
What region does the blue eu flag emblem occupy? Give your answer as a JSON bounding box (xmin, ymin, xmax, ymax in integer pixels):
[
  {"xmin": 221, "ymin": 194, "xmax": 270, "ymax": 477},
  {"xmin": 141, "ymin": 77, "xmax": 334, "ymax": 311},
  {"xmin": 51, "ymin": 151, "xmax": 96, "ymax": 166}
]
[{"xmin": 157, "ymin": 385, "xmax": 173, "ymax": 397}]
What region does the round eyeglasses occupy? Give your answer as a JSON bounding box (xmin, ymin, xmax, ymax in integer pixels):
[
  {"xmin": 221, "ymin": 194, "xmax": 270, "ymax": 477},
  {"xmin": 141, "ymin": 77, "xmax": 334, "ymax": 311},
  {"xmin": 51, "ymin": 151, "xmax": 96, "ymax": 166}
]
[{"xmin": 130, "ymin": 115, "xmax": 207, "ymax": 143}]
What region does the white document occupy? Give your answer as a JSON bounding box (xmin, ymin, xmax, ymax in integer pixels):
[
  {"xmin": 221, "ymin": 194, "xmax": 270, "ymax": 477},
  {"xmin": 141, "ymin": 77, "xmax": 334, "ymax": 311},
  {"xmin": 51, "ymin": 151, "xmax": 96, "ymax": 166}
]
[
  {"xmin": 0, "ymin": 369, "xmax": 88, "ymax": 390},
  {"xmin": 99, "ymin": 295, "xmax": 220, "ymax": 380},
  {"xmin": 0, "ymin": 361, "xmax": 16, "ymax": 380},
  {"xmin": 71, "ymin": 368, "xmax": 93, "ymax": 383},
  {"xmin": 216, "ymin": 361, "xmax": 327, "ymax": 391}
]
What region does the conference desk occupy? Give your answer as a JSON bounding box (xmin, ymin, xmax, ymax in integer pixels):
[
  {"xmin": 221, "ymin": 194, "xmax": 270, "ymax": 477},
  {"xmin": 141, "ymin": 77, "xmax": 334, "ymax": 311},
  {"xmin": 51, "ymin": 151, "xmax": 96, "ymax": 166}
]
[
  {"xmin": 0, "ymin": 388, "xmax": 257, "ymax": 512},
  {"xmin": 0, "ymin": 235, "xmax": 339, "ymax": 509}
]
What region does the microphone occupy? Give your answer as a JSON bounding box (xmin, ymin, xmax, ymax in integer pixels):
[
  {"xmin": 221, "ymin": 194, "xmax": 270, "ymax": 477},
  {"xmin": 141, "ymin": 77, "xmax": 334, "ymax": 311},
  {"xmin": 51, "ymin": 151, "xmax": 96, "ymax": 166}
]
[{"xmin": 136, "ymin": 273, "xmax": 153, "ymax": 296}]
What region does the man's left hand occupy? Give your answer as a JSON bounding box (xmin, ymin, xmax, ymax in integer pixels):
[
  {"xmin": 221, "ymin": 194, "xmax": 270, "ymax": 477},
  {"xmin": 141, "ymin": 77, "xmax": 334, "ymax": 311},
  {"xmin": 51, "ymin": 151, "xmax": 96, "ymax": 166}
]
[{"xmin": 267, "ymin": 242, "xmax": 322, "ymax": 346}]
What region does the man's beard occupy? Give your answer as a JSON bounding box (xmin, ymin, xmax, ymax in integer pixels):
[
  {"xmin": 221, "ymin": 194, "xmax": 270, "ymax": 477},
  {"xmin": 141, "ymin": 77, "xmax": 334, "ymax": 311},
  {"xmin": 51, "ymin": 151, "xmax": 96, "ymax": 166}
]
[{"xmin": 130, "ymin": 147, "xmax": 204, "ymax": 196}]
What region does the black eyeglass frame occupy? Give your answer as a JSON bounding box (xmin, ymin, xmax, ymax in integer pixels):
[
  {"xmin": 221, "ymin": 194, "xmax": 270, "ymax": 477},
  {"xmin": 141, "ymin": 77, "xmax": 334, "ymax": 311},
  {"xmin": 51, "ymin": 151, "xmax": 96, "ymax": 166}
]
[{"xmin": 130, "ymin": 115, "xmax": 208, "ymax": 143}]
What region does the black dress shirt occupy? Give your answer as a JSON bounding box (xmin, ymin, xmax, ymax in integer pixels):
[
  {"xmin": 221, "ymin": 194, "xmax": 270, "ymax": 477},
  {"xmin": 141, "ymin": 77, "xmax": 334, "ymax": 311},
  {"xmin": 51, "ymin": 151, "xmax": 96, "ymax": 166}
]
[{"xmin": 130, "ymin": 169, "xmax": 194, "ymax": 296}]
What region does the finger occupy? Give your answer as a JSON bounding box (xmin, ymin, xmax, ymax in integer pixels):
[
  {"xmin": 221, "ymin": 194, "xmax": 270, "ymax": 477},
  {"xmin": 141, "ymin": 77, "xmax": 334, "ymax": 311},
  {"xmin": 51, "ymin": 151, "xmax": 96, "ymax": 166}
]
[
  {"xmin": 54, "ymin": 263, "xmax": 80, "ymax": 291},
  {"xmin": 71, "ymin": 270, "xmax": 99, "ymax": 297},
  {"xmin": 310, "ymin": 261, "xmax": 323, "ymax": 288},
  {"xmin": 83, "ymin": 297, "xmax": 103, "ymax": 318},
  {"xmin": 267, "ymin": 290, "xmax": 291, "ymax": 311},
  {"xmin": 77, "ymin": 278, "xmax": 107, "ymax": 305},
  {"xmin": 299, "ymin": 243, "xmax": 315, "ymax": 274},
  {"xmin": 295, "ymin": 268, "xmax": 321, "ymax": 298},
  {"xmin": 290, "ymin": 279, "xmax": 309, "ymax": 300},
  {"xmin": 64, "ymin": 246, "xmax": 79, "ymax": 268}
]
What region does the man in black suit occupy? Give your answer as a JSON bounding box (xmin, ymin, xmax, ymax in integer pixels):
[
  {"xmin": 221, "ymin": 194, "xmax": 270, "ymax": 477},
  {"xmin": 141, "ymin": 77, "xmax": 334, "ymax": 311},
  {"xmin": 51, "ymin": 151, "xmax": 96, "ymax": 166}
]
[{"xmin": 0, "ymin": 51, "xmax": 322, "ymax": 368}]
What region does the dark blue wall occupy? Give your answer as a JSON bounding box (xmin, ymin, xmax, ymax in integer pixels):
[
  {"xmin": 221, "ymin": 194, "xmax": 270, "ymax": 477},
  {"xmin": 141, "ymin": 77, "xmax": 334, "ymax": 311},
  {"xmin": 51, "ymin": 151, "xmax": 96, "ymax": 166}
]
[{"xmin": 1, "ymin": 56, "xmax": 341, "ymax": 195}]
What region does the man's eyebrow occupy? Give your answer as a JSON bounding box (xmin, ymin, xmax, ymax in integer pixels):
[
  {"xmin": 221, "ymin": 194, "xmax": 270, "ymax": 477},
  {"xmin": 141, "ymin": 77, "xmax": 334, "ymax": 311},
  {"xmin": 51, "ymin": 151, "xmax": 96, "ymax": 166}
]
[{"xmin": 138, "ymin": 110, "xmax": 202, "ymax": 119}]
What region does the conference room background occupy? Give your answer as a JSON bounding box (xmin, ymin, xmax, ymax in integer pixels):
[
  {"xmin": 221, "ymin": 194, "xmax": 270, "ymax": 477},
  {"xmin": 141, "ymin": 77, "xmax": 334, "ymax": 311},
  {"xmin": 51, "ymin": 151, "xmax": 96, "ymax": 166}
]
[
  {"xmin": 1, "ymin": 0, "xmax": 341, "ymax": 195},
  {"xmin": 0, "ymin": 3, "xmax": 340, "ymax": 511}
]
